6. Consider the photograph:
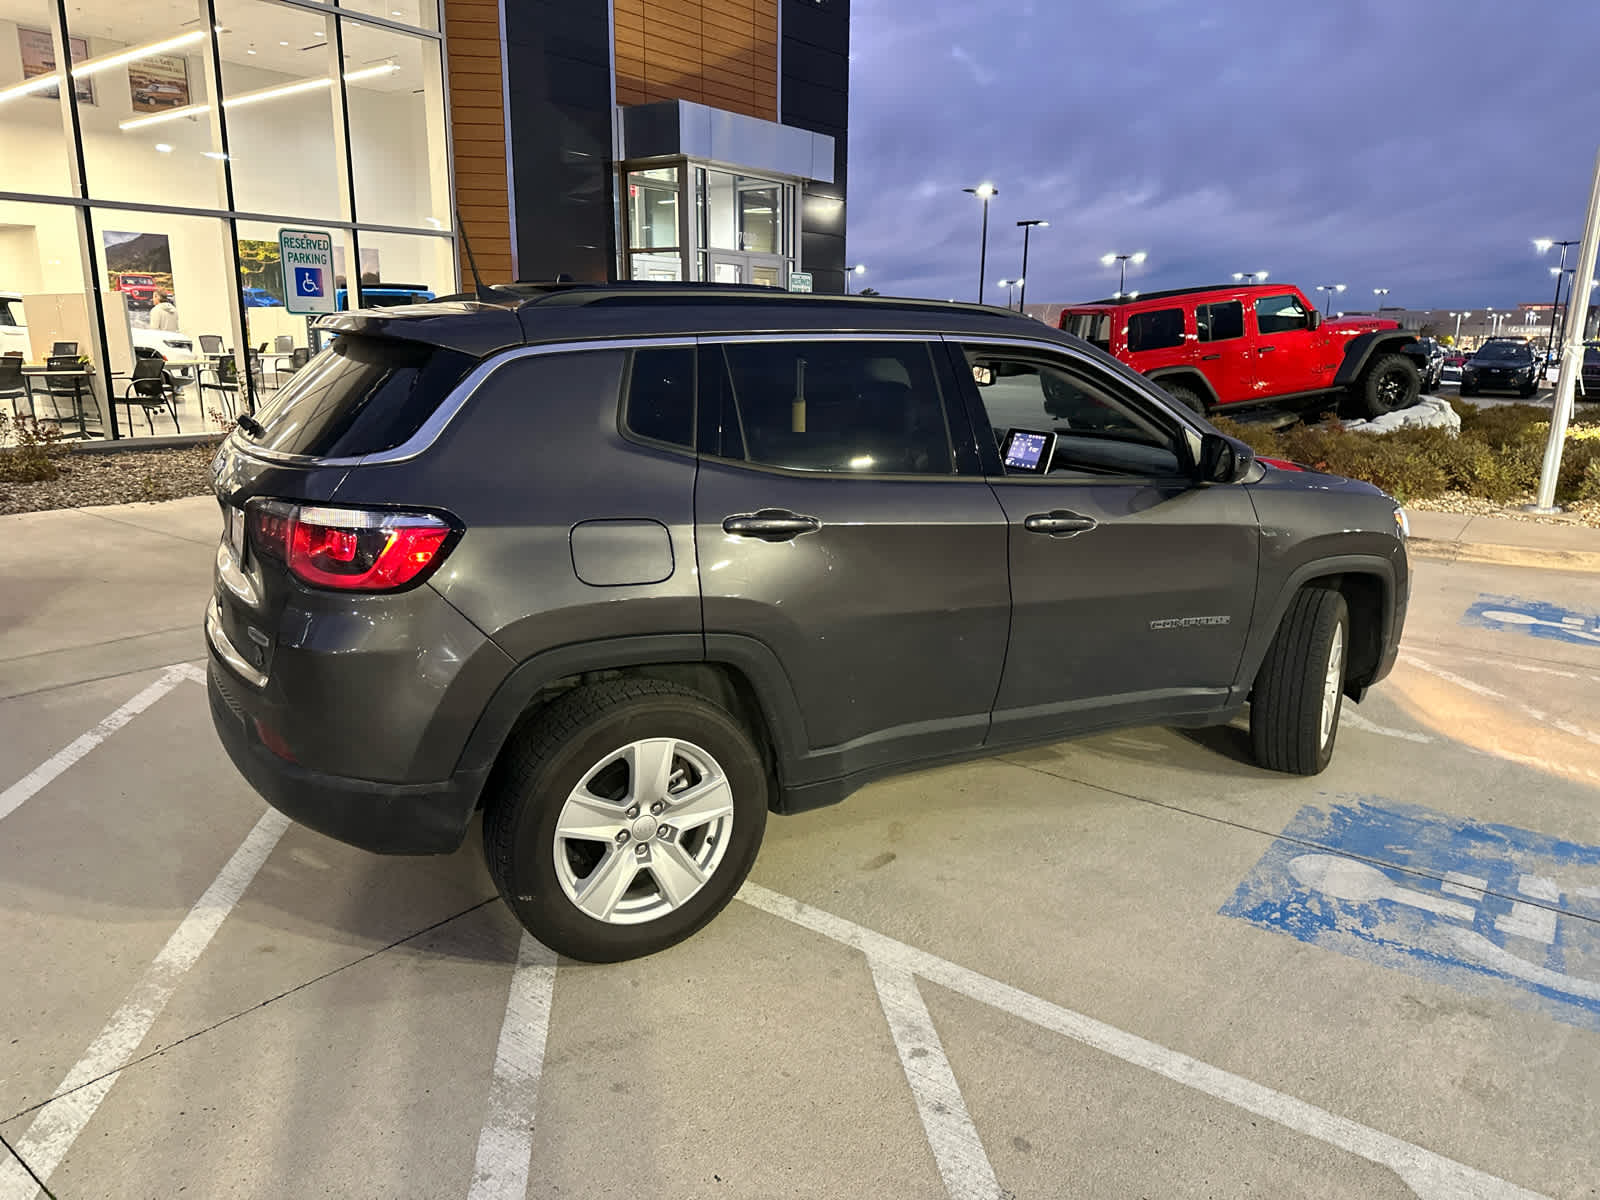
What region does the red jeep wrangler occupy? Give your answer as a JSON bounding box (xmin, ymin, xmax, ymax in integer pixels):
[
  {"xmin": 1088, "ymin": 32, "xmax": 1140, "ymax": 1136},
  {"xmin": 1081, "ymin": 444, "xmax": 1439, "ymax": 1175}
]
[
  {"xmin": 114, "ymin": 273, "xmax": 160, "ymax": 310},
  {"xmin": 1059, "ymin": 283, "xmax": 1420, "ymax": 419}
]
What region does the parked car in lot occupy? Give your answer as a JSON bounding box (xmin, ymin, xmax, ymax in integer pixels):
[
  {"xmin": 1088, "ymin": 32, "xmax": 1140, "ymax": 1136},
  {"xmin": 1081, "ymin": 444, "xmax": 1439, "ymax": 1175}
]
[
  {"xmin": 1582, "ymin": 341, "xmax": 1600, "ymax": 396},
  {"xmin": 1460, "ymin": 340, "xmax": 1542, "ymax": 397},
  {"xmin": 1058, "ymin": 283, "xmax": 1421, "ymax": 420},
  {"xmin": 1402, "ymin": 336, "xmax": 1445, "ymax": 393},
  {"xmin": 1441, "ymin": 349, "xmax": 1467, "ymax": 385},
  {"xmin": 205, "ymin": 284, "xmax": 1411, "ymax": 961}
]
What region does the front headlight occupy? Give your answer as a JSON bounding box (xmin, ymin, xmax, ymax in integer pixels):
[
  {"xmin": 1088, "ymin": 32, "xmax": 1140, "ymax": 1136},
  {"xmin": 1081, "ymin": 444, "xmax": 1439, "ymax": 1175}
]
[{"xmin": 1393, "ymin": 506, "xmax": 1410, "ymax": 540}]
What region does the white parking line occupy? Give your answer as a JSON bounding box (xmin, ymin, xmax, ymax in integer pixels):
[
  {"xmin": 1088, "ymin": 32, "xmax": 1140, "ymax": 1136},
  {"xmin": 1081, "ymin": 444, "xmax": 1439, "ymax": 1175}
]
[
  {"xmin": 736, "ymin": 883, "xmax": 1549, "ymax": 1200},
  {"xmin": 1402, "ymin": 654, "xmax": 1600, "ymax": 750},
  {"xmin": 466, "ymin": 934, "xmax": 558, "ymax": 1200},
  {"xmin": 870, "ymin": 962, "xmax": 1003, "ymax": 1200},
  {"xmin": 1342, "ymin": 708, "xmax": 1434, "ymax": 743},
  {"xmin": 0, "ymin": 809, "xmax": 289, "ymax": 1200},
  {"xmin": 0, "ymin": 664, "xmax": 196, "ymax": 825}
]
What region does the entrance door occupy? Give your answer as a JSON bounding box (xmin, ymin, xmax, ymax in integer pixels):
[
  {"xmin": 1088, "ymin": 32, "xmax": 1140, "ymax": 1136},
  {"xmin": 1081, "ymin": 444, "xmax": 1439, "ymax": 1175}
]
[{"xmin": 708, "ymin": 253, "xmax": 744, "ymax": 284}]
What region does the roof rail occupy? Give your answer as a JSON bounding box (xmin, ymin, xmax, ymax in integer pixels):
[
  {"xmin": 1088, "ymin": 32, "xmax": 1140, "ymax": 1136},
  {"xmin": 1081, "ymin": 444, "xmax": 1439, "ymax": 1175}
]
[
  {"xmin": 496, "ymin": 280, "xmax": 1031, "ymax": 320},
  {"xmin": 1079, "ymin": 282, "xmax": 1284, "ymax": 306}
]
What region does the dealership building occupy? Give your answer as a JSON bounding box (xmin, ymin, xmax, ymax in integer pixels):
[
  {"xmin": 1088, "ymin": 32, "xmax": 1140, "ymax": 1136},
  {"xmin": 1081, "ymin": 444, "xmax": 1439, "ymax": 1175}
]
[{"xmin": 0, "ymin": 0, "xmax": 849, "ymax": 438}]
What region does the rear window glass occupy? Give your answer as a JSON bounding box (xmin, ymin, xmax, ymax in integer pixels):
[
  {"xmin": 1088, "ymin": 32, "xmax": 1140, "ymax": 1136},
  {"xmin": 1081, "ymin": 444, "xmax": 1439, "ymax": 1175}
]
[
  {"xmin": 1125, "ymin": 307, "xmax": 1186, "ymax": 352},
  {"xmin": 1060, "ymin": 311, "xmax": 1111, "ymax": 349},
  {"xmin": 624, "ymin": 346, "xmax": 695, "ymax": 448},
  {"xmin": 249, "ymin": 334, "xmax": 475, "ymax": 458}
]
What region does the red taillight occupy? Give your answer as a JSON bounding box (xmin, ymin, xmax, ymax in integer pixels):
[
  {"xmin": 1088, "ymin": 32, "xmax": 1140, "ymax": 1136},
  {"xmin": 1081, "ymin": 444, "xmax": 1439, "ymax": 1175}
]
[{"xmin": 247, "ymin": 501, "xmax": 456, "ymax": 592}]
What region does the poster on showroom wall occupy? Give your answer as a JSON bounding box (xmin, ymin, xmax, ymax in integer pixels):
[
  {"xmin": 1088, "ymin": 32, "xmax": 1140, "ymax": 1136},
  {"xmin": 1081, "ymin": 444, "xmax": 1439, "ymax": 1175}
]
[
  {"xmin": 18, "ymin": 27, "xmax": 95, "ymax": 104},
  {"xmin": 102, "ymin": 231, "xmax": 174, "ymax": 324},
  {"xmin": 237, "ymin": 240, "xmax": 285, "ymax": 306},
  {"xmin": 128, "ymin": 53, "xmax": 190, "ymax": 114}
]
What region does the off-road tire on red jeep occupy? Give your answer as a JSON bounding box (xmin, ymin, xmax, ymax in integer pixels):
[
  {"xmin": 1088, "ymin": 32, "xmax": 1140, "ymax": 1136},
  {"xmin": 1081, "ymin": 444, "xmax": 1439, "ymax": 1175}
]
[
  {"xmin": 1160, "ymin": 382, "xmax": 1206, "ymax": 416},
  {"xmin": 1249, "ymin": 587, "xmax": 1349, "ymax": 776},
  {"xmin": 483, "ymin": 680, "xmax": 768, "ymax": 962},
  {"xmin": 1357, "ymin": 353, "xmax": 1421, "ymax": 418}
]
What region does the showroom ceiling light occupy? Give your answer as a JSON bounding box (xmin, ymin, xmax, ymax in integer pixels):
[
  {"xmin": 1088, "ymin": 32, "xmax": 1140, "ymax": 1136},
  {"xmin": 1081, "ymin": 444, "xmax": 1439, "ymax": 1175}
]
[
  {"xmin": 117, "ymin": 62, "xmax": 399, "ymax": 130},
  {"xmin": 0, "ymin": 30, "xmax": 207, "ymax": 105}
]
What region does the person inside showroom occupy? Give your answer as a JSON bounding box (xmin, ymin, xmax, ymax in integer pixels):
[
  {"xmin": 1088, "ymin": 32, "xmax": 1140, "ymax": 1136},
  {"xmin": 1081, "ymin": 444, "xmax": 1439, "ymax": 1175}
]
[{"xmin": 149, "ymin": 291, "xmax": 179, "ymax": 331}]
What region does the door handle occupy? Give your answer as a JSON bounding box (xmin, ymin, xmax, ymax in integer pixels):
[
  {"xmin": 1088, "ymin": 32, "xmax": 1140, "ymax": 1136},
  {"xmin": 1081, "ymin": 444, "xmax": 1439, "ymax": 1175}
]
[
  {"xmin": 722, "ymin": 509, "xmax": 822, "ymax": 542},
  {"xmin": 1023, "ymin": 510, "xmax": 1098, "ymax": 537},
  {"xmin": 1200, "ymin": 353, "xmax": 1221, "ymax": 361},
  {"xmin": 1258, "ymin": 346, "xmax": 1277, "ymax": 354}
]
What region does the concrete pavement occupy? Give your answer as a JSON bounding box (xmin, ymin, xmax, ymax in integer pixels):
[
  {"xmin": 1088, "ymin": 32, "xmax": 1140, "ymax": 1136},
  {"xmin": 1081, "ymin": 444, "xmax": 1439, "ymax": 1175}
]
[{"xmin": 2, "ymin": 497, "xmax": 1598, "ymax": 1199}]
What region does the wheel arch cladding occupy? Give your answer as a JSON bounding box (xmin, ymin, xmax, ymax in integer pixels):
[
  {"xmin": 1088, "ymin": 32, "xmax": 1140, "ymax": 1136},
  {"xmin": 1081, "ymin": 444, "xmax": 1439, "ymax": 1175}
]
[{"xmin": 1336, "ymin": 331, "xmax": 1420, "ymax": 386}]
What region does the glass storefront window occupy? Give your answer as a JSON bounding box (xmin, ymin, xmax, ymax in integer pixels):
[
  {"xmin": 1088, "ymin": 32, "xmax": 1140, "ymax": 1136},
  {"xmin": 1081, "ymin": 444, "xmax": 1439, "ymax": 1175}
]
[
  {"xmin": 338, "ymin": 0, "xmax": 439, "ymax": 34},
  {"xmin": 627, "ymin": 167, "xmax": 680, "ymax": 252},
  {"xmin": 699, "ymin": 168, "xmax": 788, "ymax": 255},
  {"xmin": 94, "ymin": 208, "xmax": 236, "ymax": 436},
  {"xmin": 351, "ymin": 228, "xmax": 454, "ymax": 308},
  {"xmin": 66, "ymin": 0, "xmax": 226, "ymax": 210},
  {"xmin": 343, "ymin": 18, "xmax": 450, "ymax": 231},
  {"xmin": 0, "ymin": 0, "xmax": 77, "ymax": 196},
  {"xmin": 214, "ymin": 0, "xmax": 345, "ymax": 222},
  {"xmin": 0, "ymin": 200, "xmax": 101, "ymax": 437},
  {"xmin": 630, "ymin": 252, "xmax": 681, "ymax": 282}
]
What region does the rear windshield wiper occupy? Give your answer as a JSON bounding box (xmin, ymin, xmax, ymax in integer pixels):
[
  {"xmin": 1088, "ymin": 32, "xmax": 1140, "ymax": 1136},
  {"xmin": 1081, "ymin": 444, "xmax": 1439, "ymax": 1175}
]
[{"xmin": 236, "ymin": 414, "xmax": 265, "ymax": 439}]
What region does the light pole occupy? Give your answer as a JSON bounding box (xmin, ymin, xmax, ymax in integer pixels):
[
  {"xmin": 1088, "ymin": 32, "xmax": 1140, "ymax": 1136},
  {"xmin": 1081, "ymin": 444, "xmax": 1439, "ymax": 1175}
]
[
  {"xmin": 1101, "ymin": 250, "xmax": 1146, "ymax": 297},
  {"xmin": 1016, "ymin": 219, "xmax": 1047, "ymax": 311},
  {"xmin": 996, "ymin": 279, "xmax": 1021, "ymax": 310},
  {"xmin": 1536, "ymin": 238, "xmax": 1578, "ymax": 360},
  {"xmin": 963, "ymin": 184, "xmax": 997, "ymax": 304},
  {"xmin": 1373, "ymin": 287, "xmax": 1390, "ymax": 315},
  {"xmin": 845, "ymin": 263, "xmax": 866, "ymax": 295},
  {"xmin": 1232, "ymin": 270, "xmax": 1268, "ymax": 284},
  {"xmin": 1315, "ymin": 283, "xmax": 1346, "ymax": 313},
  {"xmin": 1451, "ymin": 311, "xmax": 1470, "ymax": 342}
]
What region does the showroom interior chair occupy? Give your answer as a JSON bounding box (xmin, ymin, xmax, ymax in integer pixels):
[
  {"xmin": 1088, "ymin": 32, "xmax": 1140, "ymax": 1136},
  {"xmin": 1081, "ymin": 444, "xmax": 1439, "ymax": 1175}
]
[
  {"xmin": 39, "ymin": 354, "xmax": 89, "ymax": 432},
  {"xmin": 274, "ymin": 335, "xmax": 294, "ymax": 353},
  {"xmin": 276, "ymin": 347, "xmax": 310, "ymax": 388},
  {"xmin": 0, "ymin": 353, "xmax": 30, "ymax": 420},
  {"xmin": 121, "ymin": 356, "xmax": 181, "ymax": 435},
  {"xmin": 198, "ymin": 334, "xmax": 225, "ymax": 355},
  {"xmin": 199, "ymin": 355, "xmax": 240, "ymax": 419}
]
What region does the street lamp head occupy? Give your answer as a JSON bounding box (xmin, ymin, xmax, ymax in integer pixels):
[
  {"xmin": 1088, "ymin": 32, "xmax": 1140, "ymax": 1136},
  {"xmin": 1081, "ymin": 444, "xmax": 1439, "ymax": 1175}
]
[
  {"xmin": 1100, "ymin": 253, "xmax": 1116, "ymax": 266},
  {"xmin": 1256, "ymin": 270, "xmax": 1268, "ymax": 282},
  {"xmin": 1131, "ymin": 251, "xmax": 1147, "ymax": 265},
  {"xmin": 996, "ymin": 279, "xmax": 1013, "ymax": 288},
  {"xmin": 1232, "ymin": 272, "xmax": 1244, "ymax": 281},
  {"xmin": 851, "ymin": 263, "xmax": 866, "ymax": 275},
  {"xmin": 1534, "ymin": 238, "xmax": 1554, "ymax": 254},
  {"xmin": 1335, "ymin": 283, "xmax": 1347, "ymax": 293},
  {"xmin": 964, "ymin": 182, "xmax": 996, "ymax": 199},
  {"xmin": 1017, "ymin": 219, "xmax": 1048, "ymax": 229}
]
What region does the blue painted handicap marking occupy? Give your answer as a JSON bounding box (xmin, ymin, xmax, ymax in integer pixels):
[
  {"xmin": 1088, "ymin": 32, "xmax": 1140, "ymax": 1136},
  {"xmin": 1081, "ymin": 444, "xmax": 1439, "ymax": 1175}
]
[
  {"xmin": 1462, "ymin": 593, "xmax": 1600, "ymax": 648},
  {"xmin": 1222, "ymin": 799, "xmax": 1600, "ymax": 1031},
  {"xmin": 293, "ymin": 266, "xmax": 326, "ymax": 299}
]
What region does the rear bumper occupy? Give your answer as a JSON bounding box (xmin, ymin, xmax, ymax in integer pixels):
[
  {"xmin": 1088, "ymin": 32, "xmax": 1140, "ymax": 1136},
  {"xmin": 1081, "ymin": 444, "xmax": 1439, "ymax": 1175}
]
[{"xmin": 208, "ymin": 654, "xmax": 487, "ymax": 855}]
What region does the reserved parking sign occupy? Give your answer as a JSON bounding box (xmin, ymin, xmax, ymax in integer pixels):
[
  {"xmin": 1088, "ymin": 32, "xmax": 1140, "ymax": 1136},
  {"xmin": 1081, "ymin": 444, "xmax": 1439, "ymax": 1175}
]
[{"xmin": 279, "ymin": 229, "xmax": 335, "ymax": 316}]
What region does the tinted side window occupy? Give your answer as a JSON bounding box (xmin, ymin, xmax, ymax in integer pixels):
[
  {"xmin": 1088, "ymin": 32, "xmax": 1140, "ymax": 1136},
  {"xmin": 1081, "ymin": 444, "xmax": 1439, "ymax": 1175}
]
[
  {"xmin": 251, "ymin": 334, "xmax": 475, "ymax": 458},
  {"xmin": 964, "ymin": 348, "xmax": 1183, "ymax": 478},
  {"xmin": 1197, "ymin": 301, "xmax": 1244, "ymax": 342},
  {"xmin": 624, "ymin": 347, "xmax": 695, "ymax": 449},
  {"xmin": 0, "ymin": 299, "xmax": 17, "ymax": 327},
  {"xmin": 1255, "ymin": 294, "xmax": 1311, "ymax": 335},
  {"xmin": 712, "ymin": 340, "xmax": 954, "ymax": 475},
  {"xmin": 1125, "ymin": 307, "xmax": 1186, "ymax": 352}
]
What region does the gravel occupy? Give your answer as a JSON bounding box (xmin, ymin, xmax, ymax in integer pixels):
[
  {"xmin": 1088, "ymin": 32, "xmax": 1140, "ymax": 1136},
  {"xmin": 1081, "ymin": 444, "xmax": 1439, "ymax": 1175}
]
[
  {"xmin": 0, "ymin": 444, "xmax": 218, "ymax": 516},
  {"xmin": 1408, "ymin": 491, "xmax": 1600, "ymax": 527}
]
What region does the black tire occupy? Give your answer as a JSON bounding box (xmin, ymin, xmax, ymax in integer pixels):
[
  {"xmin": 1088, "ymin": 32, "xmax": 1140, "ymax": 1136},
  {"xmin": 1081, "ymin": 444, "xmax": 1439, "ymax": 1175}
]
[
  {"xmin": 1358, "ymin": 353, "xmax": 1421, "ymax": 418},
  {"xmin": 1519, "ymin": 382, "xmax": 1538, "ymax": 399},
  {"xmin": 1249, "ymin": 588, "xmax": 1350, "ymax": 776},
  {"xmin": 483, "ymin": 680, "xmax": 768, "ymax": 962},
  {"xmin": 1161, "ymin": 382, "xmax": 1207, "ymax": 416},
  {"xmin": 1459, "ymin": 382, "xmax": 1477, "ymax": 397}
]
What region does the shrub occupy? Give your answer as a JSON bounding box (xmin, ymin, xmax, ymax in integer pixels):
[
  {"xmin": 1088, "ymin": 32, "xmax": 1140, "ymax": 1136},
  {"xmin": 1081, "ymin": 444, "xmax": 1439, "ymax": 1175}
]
[
  {"xmin": 1214, "ymin": 405, "xmax": 1600, "ymax": 506},
  {"xmin": 0, "ymin": 413, "xmax": 69, "ymax": 483}
]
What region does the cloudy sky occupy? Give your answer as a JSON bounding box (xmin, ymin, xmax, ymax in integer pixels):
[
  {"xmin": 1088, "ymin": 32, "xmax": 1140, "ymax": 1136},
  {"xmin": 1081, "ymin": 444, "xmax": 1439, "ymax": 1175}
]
[{"xmin": 846, "ymin": 0, "xmax": 1598, "ymax": 312}]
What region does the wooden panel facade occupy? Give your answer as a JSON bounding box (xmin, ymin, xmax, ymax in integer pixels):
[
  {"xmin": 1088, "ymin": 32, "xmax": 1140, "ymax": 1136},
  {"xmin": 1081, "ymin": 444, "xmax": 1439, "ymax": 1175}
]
[
  {"xmin": 444, "ymin": 0, "xmax": 514, "ymax": 282},
  {"xmin": 615, "ymin": 0, "xmax": 778, "ymax": 122}
]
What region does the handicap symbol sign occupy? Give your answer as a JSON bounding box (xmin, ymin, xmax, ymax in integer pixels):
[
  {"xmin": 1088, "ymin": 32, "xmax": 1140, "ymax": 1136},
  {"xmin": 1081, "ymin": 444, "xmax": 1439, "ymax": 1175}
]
[
  {"xmin": 1462, "ymin": 593, "xmax": 1600, "ymax": 648},
  {"xmin": 294, "ymin": 267, "xmax": 325, "ymax": 299},
  {"xmin": 1222, "ymin": 799, "xmax": 1600, "ymax": 1031}
]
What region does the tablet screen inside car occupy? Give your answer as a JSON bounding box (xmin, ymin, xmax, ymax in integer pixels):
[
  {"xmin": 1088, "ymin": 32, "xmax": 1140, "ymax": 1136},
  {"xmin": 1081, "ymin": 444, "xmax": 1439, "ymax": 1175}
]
[{"xmin": 1002, "ymin": 428, "xmax": 1054, "ymax": 474}]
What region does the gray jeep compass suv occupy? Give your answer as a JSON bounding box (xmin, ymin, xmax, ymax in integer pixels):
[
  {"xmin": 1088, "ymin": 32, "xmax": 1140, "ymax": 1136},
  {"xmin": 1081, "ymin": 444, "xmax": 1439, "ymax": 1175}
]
[{"xmin": 207, "ymin": 284, "xmax": 1409, "ymax": 961}]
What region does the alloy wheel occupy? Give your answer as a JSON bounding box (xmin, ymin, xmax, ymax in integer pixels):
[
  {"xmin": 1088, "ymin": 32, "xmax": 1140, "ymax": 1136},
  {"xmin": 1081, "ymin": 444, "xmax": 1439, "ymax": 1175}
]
[
  {"xmin": 552, "ymin": 738, "xmax": 735, "ymax": 925},
  {"xmin": 1319, "ymin": 622, "xmax": 1345, "ymax": 748}
]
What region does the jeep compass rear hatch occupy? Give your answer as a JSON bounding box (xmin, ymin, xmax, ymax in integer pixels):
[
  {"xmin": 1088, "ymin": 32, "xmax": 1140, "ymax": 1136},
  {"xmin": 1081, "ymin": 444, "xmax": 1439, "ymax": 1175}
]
[{"xmin": 210, "ymin": 324, "xmax": 492, "ymax": 688}]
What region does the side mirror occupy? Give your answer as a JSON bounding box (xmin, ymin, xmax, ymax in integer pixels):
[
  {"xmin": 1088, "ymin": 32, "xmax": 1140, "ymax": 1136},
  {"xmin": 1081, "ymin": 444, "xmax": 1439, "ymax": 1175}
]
[
  {"xmin": 1308, "ymin": 310, "xmax": 1323, "ymax": 331},
  {"xmin": 1197, "ymin": 432, "xmax": 1255, "ymax": 485}
]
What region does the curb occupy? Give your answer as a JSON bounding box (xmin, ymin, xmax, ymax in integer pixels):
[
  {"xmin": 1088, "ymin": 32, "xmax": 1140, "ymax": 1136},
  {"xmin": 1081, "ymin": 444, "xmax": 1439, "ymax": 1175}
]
[{"xmin": 1408, "ymin": 536, "xmax": 1600, "ymax": 575}]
